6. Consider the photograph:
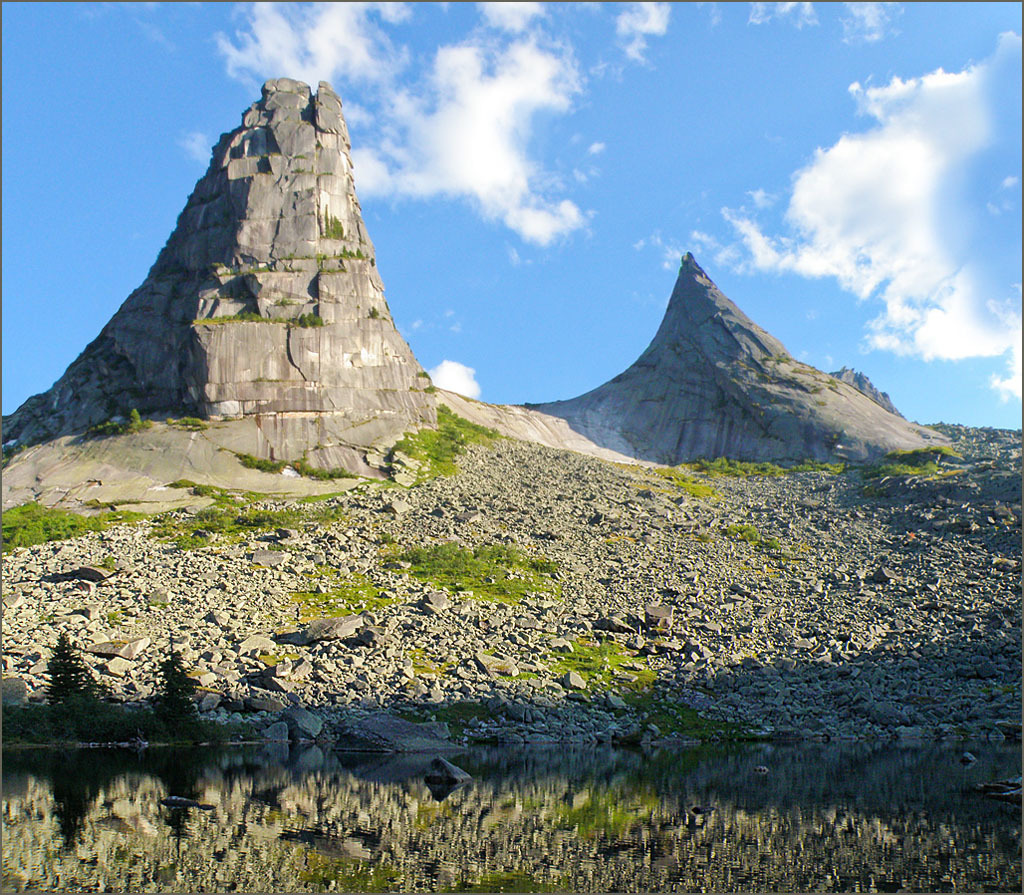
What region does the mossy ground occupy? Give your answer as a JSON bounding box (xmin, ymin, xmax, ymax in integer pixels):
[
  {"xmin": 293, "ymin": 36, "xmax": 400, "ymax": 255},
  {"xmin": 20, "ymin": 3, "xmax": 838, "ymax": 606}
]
[
  {"xmin": 399, "ymin": 700, "xmax": 493, "ymax": 739},
  {"xmin": 291, "ymin": 573, "xmax": 393, "ymax": 620},
  {"xmin": 151, "ymin": 488, "xmax": 346, "ymax": 550},
  {"xmin": 391, "ymin": 405, "xmax": 500, "ymax": 482},
  {"xmin": 2, "ymin": 503, "xmax": 147, "ymax": 552},
  {"xmin": 398, "ymin": 542, "xmax": 559, "ymax": 604},
  {"xmin": 546, "ymin": 637, "xmax": 656, "ymax": 692}
]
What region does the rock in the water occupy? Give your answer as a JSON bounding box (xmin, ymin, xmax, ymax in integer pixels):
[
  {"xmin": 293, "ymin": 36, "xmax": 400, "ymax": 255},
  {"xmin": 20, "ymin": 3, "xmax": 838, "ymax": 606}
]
[
  {"xmin": 282, "ymin": 705, "xmax": 323, "ymax": 739},
  {"xmin": 335, "ymin": 713, "xmax": 462, "ymax": 752},
  {"xmin": 262, "ymin": 720, "xmax": 290, "ymax": 741},
  {"xmin": 424, "ymin": 756, "xmax": 471, "ymax": 785},
  {"xmin": 533, "ymin": 253, "xmax": 947, "ymax": 463}
]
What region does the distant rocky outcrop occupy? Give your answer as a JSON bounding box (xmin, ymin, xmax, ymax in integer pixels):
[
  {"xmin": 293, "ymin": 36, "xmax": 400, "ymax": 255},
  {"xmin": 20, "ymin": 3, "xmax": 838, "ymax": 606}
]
[
  {"xmin": 533, "ymin": 254, "xmax": 945, "ymax": 463},
  {"xmin": 3, "ymin": 79, "xmax": 433, "ymax": 473},
  {"xmin": 829, "ymin": 367, "xmax": 903, "ymax": 418}
]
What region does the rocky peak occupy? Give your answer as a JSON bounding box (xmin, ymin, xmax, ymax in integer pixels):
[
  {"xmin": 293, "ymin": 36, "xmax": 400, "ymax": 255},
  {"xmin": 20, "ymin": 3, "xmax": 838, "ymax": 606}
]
[
  {"xmin": 4, "ymin": 79, "xmax": 433, "ymax": 473},
  {"xmin": 829, "ymin": 366, "xmax": 903, "ymax": 418},
  {"xmin": 534, "ymin": 254, "xmax": 946, "ymax": 463}
]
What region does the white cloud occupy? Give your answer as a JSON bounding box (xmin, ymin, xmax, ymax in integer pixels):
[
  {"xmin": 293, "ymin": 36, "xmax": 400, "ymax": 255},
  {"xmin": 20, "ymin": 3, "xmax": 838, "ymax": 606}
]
[
  {"xmin": 747, "ymin": 188, "xmax": 776, "ymax": 208},
  {"xmin": 748, "ymin": 2, "xmax": 818, "ymax": 28},
  {"xmin": 179, "ymin": 131, "xmax": 211, "ymax": 164},
  {"xmin": 217, "ymin": 3, "xmax": 409, "ymax": 88},
  {"xmin": 478, "ymin": 2, "xmax": 544, "ymax": 32},
  {"xmin": 587, "ymin": 141, "xmax": 606, "ymax": 155},
  {"xmin": 840, "ymin": 2, "xmax": 900, "ymax": 44},
  {"xmin": 429, "ymin": 360, "xmax": 481, "ymax": 398},
  {"xmin": 1002, "ymin": 175, "xmax": 1020, "ymax": 189},
  {"xmin": 723, "ymin": 34, "xmax": 1023, "ymax": 399},
  {"xmin": 354, "ymin": 38, "xmax": 585, "ymax": 245},
  {"xmin": 616, "ymin": 2, "xmax": 671, "ymax": 62}
]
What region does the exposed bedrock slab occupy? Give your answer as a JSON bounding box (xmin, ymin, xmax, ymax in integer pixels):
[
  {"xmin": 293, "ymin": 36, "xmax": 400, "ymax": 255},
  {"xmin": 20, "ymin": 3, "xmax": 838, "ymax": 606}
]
[
  {"xmin": 3, "ymin": 78, "xmax": 432, "ymax": 471},
  {"xmin": 532, "ymin": 254, "xmax": 947, "ymax": 463}
]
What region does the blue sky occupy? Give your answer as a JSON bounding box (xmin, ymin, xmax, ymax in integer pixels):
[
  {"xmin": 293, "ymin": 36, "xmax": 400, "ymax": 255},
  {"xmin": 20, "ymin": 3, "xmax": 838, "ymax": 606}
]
[{"xmin": 2, "ymin": 2, "xmax": 1021, "ymax": 429}]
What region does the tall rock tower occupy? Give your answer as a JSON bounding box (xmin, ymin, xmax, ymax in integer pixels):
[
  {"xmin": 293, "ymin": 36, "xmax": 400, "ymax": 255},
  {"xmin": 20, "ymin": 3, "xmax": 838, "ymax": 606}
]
[{"xmin": 4, "ymin": 79, "xmax": 433, "ymax": 472}]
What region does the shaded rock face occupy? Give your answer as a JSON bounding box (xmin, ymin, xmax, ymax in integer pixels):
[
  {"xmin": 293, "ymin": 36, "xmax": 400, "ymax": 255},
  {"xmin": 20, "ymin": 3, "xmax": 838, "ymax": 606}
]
[
  {"xmin": 829, "ymin": 366, "xmax": 903, "ymax": 418},
  {"xmin": 3, "ymin": 79, "xmax": 433, "ymax": 470},
  {"xmin": 534, "ymin": 254, "xmax": 946, "ymax": 463}
]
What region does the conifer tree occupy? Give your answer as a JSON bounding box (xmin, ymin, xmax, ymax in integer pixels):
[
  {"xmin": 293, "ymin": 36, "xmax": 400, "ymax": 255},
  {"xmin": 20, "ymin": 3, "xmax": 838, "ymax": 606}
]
[
  {"xmin": 46, "ymin": 632, "xmax": 99, "ymax": 703},
  {"xmin": 154, "ymin": 647, "xmax": 198, "ymax": 725}
]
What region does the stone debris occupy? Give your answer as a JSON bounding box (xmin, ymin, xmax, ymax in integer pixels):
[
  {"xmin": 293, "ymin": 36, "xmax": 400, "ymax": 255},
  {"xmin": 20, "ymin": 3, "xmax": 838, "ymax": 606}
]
[{"xmin": 0, "ymin": 424, "xmax": 1018, "ymax": 750}]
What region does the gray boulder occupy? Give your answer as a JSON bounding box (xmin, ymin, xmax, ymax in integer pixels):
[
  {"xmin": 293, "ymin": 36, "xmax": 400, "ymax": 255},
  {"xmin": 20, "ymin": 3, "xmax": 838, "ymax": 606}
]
[
  {"xmin": 334, "ymin": 713, "xmax": 462, "ymax": 752},
  {"xmin": 282, "ymin": 705, "xmax": 324, "ymax": 739}
]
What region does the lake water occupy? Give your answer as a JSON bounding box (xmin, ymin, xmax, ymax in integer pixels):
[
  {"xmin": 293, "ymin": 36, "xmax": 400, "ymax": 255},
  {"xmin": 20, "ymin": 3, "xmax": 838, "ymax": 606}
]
[{"xmin": 2, "ymin": 740, "xmax": 1019, "ymax": 892}]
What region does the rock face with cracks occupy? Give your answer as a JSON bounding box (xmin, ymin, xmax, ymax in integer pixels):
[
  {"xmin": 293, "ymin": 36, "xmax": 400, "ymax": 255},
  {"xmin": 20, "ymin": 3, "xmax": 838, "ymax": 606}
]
[
  {"xmin": 534, "ymin": 254, "xmax": 945, "ymax": 464},
  {"xmin": 3, "ymin": 78, "xmax": 432, "ymax": 472}
]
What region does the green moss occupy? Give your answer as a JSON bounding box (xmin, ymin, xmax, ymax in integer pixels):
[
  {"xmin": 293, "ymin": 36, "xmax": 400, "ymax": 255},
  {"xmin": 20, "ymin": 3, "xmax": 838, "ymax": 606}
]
[
  {"xmin": 2, "ymin": 503, "xmax": 146, "ymax": 552},
  {"xmin": 292, "ymin": 573, "xmax": 391, "ymax": 620},
  {"xmin": 398, "ymin": 542, "xmax": 559, "ymax": 604},
  {"xmin": 391, "ymin": 405, "xmax": 500, "ymax": 483},
  {"xmin": 547, "ymin": 638, "xmax": 656, "ymax": 691},
  {"xmin": 724, "ymin": 523, "xmax": 779, "ymax": 550},
  {"xmin": 237, "ymin": 453, "xmax": 288, "ymax": 474},
  {"xmin": 165, "ymin": 416, "xmax": 208, "ymax": 431},
  {"xmin": 651, "ymin": 466, "xmax": 719, "ymax": 499},
  {"xmin": 150, "ymin": 501, "xmax": 346, "ymax": 550},
  {"xmin": 621, "ymin": 692, "xmax": 754, "ymax": 741},
  {"xmin": 291, "ymin": 457, "xmax": 354, "ymax": 480}
]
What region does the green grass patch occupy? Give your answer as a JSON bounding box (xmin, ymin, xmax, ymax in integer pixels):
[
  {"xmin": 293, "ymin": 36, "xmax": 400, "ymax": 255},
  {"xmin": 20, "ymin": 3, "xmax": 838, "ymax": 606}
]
[
  {"xmin": 391, "ymin": 405, "xmax": 500, "ymax": 482},
  {"xmin": 398, "ymin": 700, "xmax": 492, "ymax": 740},
  {"xmin": 165, "ymin": 416, "xmax": 208, "ymax": 431},
  {"xmin": 291, "ymin": 573, "xmax": 391, "ymax": 620},
  {"xmin": 150, "ymin": 501, "xmax": 346, "ymax": 550},
  {"xmin": 2, "ymin": 503, "xmax": 146, "ymax": 552},
  {"xmin": 236, "ymin": 453, "xmax": 288, "ymax": 474},
  {"xmin": 863, "ymin": 445, "xmax": 963, "ymax": 480},
  {"xmin": 651, "ymin": 467, "xmax": 719, "ymax": 499},
  {"xmin": 547, "ymin": 638, "xmax": 656, "ymax": 691},
  {"xmin": 724, "ymin": 523, "xmax": 779, "ymax": 550},
  {"xmin": 88, "ymin": 408, "xmax": 152, "ymax": 438},
  {"xmin": 398, "ymin": 542, "xmax": 558, "ymax": 604},
  {"xmin": 291, "ymin": 457, "xmax": 354, "ymax": 480},
  {"xmin": 622, "ymin": 693, "xmax": 754, "ymax": 741},
  {"xmin": 681, "ymin": 456, "xmax": 845, "ymax": 477}
]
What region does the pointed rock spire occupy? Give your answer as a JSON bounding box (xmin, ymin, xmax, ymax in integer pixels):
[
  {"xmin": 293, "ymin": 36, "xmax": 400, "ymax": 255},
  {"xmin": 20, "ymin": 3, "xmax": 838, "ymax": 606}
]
[
  {"xmin": 4, "ymin": 79, "xmax": 433, "ymax": 471},
  {"xmin": 534, "ymin": 254, "xmax": 946, "ymax": 462}
]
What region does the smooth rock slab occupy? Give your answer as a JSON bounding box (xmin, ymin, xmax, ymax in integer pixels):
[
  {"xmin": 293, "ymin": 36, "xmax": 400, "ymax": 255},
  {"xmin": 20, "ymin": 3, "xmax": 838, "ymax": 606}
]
[
  {"xmin": 252, "ymin": 549, "xmax": 289, "ymax": 567},
  {"xmin": 294, "ymin": 615, "xmax": 362, "ymax": 645},
  {"xmin": 86, "ymin": 637, "xmax": 151, "ymax": 660}
]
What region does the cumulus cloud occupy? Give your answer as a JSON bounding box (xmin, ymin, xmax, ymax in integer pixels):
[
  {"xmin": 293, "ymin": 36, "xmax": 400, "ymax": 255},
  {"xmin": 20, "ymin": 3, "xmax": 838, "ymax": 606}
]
[
  {"xmin": 179, "ymin": 131, "xmax": 211, "ymax": 163},
  {"xmin": 429, "ymin": 360, "xmax": 481, "ymax": 398},
  {"xmin": 748, "ymin": 2, "xmax": 818, "ymax": 28},
  {"xmin": 840, "ymin": 2, "xmax": 900, "ymax": 44},
  {"xmin": 217, "ymin": 3, "xmax": 409, "ymax": 88},
  {"xmin": 353, "ymin": 38, "xmax": 585, "ymax": 245},
  {"xmin": 587, "ymin": 141, "xmax": 606, "ymax": 155},
  {"xmin": 616, "ymin": 2, "xmax": 671, "ymax": 62},
  {"xmin": 477, "ymin": 1, "xmax": 544, "ymax": 32},
  {"xmin": 723, "ymin": 34, "xmax": 1023, "ymax": 398}
]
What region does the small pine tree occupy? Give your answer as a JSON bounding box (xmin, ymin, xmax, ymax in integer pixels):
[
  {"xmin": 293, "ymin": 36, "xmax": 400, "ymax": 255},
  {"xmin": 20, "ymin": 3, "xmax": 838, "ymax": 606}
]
[
  {"xmin": 46, "ymin": 632, "xmax": 99, "ymax": 703},
  {"xmin": 154, "ymin": 648, "xmax": 198, "ymax": 726},
  {"xmin": 129, "ymin": 408, "xmax": 143, "ymax": 429}
]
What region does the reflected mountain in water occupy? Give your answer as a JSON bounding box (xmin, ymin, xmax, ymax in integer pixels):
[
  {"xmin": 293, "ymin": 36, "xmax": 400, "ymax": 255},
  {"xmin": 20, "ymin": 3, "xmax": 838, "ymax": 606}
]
[{"xmin": 2, "ymin": 742, "xmax": 1020, "ymax": 892}]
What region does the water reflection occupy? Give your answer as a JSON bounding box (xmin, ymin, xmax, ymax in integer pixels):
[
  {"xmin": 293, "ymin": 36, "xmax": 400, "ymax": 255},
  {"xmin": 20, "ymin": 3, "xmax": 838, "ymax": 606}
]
[{"xmin": 2, "ymin": 741, "xmax": 1019, "ymax": 892}]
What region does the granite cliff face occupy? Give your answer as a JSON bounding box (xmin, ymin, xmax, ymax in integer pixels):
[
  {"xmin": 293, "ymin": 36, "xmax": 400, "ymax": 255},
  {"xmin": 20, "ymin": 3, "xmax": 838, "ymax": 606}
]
[
  {"xmin": 534, "ymin": 254, "xmax": 945, "ymax": 463},
  {"xmin": 3, "ymin": 79, "xmax": 432, "ymax": 472}
]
